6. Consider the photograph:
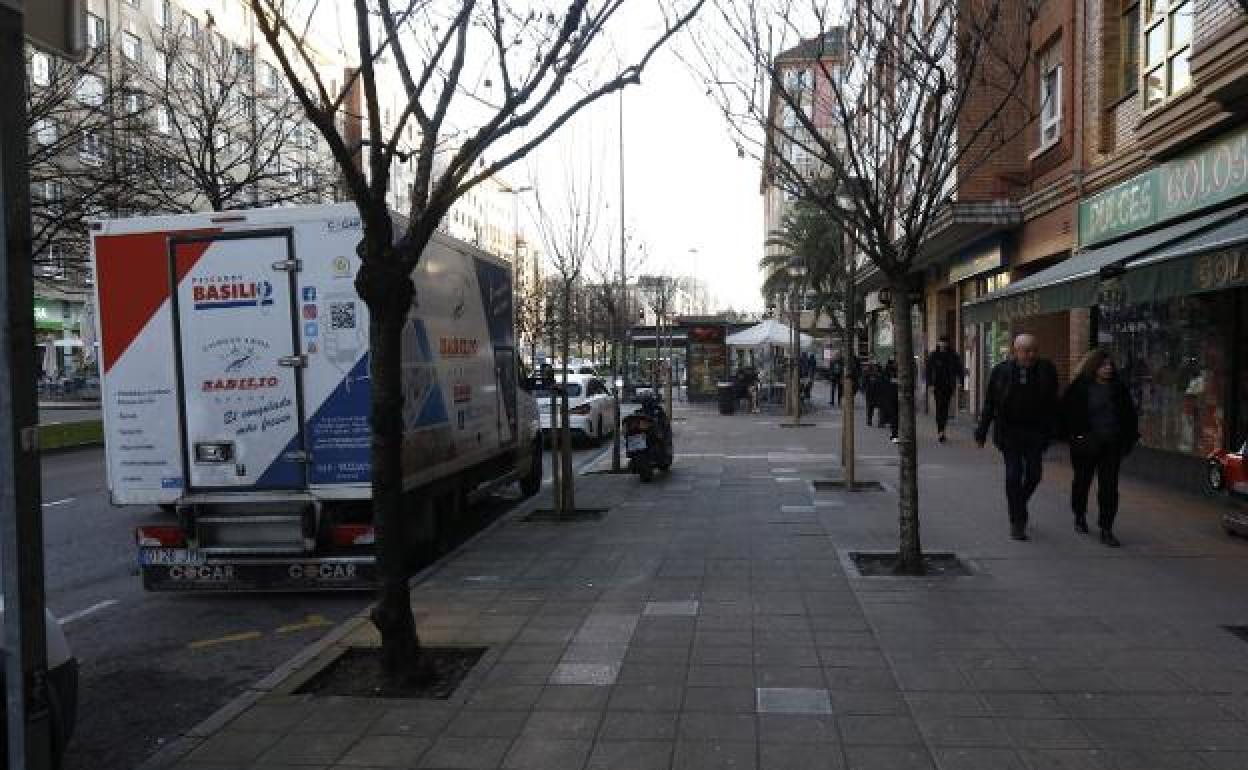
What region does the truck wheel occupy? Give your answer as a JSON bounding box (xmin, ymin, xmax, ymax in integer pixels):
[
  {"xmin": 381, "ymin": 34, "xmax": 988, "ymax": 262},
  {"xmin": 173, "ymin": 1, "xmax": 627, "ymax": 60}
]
[{"xmin": 520, "ymin": 439, "xmax": 543, "ymax": 498}]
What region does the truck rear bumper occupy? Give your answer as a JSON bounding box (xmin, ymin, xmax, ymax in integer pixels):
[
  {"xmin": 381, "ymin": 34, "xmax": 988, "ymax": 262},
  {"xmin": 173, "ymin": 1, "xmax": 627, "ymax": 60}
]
[{"xmin": 139, "ymin": 551, "xmax": 376, "ymax": 591}]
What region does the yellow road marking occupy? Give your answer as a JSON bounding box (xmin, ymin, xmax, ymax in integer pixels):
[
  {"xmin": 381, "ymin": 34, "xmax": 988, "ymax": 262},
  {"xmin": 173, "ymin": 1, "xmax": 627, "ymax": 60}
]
[
  {"xmin": 276, "ymin": 614, "xmax": 334, "ymax": 634},
  {"xmin": 188, "ymin": 631, "xmax": 263, "ymax": 650}
]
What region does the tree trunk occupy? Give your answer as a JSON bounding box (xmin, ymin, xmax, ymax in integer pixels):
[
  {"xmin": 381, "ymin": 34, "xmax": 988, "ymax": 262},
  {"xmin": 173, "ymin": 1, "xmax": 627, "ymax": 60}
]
[
  {"xmin": 358, "ymin": 245, "xmax": 428, "ymax": 683},
  {"xmin": 890, "ymin": 277, "xmax": 923, "ymax": 575},
  {"xmin": 559, "ymin": 308, "xmax": 575, "ymax": 513}
]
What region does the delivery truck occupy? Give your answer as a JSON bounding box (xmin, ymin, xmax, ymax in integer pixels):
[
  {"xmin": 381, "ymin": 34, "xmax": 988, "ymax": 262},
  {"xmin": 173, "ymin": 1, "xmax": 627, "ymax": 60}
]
[{"xmin": 90, "ymin": 203, "xmax": 542, "ymax": 591}]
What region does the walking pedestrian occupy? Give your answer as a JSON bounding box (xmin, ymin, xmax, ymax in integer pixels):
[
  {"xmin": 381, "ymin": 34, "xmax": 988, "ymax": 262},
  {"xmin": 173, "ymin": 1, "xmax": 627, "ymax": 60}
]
[
  {"xmin": 828, "ymin": 352, "xmax": 844, "ymax": 407},
  {"xmin": 863, "ymin": 362, "xmax": 882, "ymax": 426},
  {"xmin": 925, "ymin": 335, "xmax": 963, "ymax": 443},
  {"xmin": 973, "ymin": 334, "xmax": 1059, "ymax": 541},
  {"xmin": 1058, "ymin": 349, "xmax": 1139, "ymax": 547}
]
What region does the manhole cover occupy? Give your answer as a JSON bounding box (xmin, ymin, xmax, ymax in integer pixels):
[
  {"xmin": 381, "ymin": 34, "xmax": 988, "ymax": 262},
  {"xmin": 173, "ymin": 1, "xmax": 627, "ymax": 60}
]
[
  {"xmin": 812, "ymin": 479, "xmax": 884, "ymax": 491},
  {"xmin": 297, "ymin": 646, "xmax": 487, "ymax": 699},
  {"xmin": 848, "ymin": 551, "xmax": 973, "ymax": 577},
  {"xmin": 522, "ymin": 508, "xmax": 608, "ymax": 522}
]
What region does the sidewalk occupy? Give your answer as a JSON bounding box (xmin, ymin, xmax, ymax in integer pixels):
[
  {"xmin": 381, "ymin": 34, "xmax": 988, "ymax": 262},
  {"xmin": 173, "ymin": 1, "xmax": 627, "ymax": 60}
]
[{"xmin": 154, "ymin": 386, "xmax": 1248, "ymax": 770}]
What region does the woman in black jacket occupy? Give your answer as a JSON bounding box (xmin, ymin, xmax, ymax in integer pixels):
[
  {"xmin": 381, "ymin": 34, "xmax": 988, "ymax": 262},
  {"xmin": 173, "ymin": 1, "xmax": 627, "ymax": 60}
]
[{"xmin": 1058, "ymin": 349, "xmax": 1140, "ymax": 546}]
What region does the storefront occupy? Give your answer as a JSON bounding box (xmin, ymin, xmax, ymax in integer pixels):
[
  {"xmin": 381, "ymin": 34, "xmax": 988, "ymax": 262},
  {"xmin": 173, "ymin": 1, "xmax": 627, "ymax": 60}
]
[{"xmin": 965, "ymin": 123, "xmax": 1248, "ymax": 490}]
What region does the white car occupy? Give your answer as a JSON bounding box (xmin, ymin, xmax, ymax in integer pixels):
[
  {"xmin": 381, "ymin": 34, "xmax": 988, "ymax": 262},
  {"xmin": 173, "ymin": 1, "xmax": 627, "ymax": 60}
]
[{"xmin": 536, "ymin": 374, "xmax": 619, "ymax": 443}]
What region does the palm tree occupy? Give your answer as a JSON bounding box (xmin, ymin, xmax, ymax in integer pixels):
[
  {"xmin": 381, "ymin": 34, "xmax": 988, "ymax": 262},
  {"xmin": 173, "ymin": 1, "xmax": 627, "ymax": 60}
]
[{"xmin": 761, "ymin": 197, "xmax": 846, "ymax": 336}]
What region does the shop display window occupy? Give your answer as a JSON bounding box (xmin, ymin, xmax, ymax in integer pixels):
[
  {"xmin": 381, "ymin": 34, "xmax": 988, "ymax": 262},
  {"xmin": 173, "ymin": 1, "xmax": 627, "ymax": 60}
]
[{"xmin": 1098, "ymin": 292, "xmax": 1234, "ymax": 457}]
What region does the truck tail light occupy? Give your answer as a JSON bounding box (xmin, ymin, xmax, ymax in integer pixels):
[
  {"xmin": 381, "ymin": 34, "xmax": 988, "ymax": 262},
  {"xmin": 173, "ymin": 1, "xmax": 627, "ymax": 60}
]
[
  {"xmin": 331, "ymin": 524, "xmax": 374, "ymax": 547},
  {"xmin": 136, "ymin": 525, "xmax": 186, "ymax": 548}
]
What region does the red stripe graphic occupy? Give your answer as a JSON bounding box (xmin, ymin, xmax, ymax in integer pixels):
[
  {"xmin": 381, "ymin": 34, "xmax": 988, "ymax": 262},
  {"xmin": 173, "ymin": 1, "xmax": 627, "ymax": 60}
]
[{"xmin": 95, "ymin": 230, "xmax": 218, "ymax": 372}]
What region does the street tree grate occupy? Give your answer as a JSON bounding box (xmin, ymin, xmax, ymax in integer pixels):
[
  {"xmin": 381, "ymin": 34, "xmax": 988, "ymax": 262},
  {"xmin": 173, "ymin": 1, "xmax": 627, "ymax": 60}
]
[
  {"xmin": 296, "ymin": 646, "xmax": 487, "ymax": 699},
  {"xmin": 812, "ymin": 479, "xmax": 885, "ymax": 491},
  {"xmin": 522, "ymin": 508, "xmax": 608, "ymax": 522},
  {"xmin": 847, "ymin": 551, "xmax": 974, "ymax": 577}
]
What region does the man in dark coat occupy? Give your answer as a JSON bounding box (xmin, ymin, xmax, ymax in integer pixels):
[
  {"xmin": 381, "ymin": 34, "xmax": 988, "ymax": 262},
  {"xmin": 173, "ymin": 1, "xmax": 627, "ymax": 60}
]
[
  {"xmin": 925, "ymin": 335, "xmax": 964, "ymax": 443},
  {"xmin": 974, "ymin": 334, "xmax": 1059, "ymax": 541},
  {"xmin": 862, "ymin": 362, "xmax": 882, "ymax": 426},
  {"xmin": 827, "ymin": 352, "xmax": 844, "ymax": 407}
]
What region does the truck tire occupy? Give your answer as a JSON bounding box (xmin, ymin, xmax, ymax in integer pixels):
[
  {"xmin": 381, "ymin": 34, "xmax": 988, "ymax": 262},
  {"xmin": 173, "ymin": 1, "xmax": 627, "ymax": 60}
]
[{"xmin": 520, "ymin": 439, "xmax": 543, "ymax": 498}]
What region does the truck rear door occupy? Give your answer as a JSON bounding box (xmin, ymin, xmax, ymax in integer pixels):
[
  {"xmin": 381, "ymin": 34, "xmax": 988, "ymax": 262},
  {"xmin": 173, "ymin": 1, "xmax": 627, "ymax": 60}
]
[{"xmin": 170, "ymin": 230, "xmax": 307, "ymax": 491}]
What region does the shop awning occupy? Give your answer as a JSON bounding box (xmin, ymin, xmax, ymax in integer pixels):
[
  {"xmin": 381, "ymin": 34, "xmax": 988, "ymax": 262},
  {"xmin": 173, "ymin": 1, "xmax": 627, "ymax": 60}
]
[
  {"xmin": 962, "ymin": 202, "xmax": 1248, "ymax": 324},
  {"xmin": 1112, "ymin": 209, "xmax": 1248, "ymax": 304}
]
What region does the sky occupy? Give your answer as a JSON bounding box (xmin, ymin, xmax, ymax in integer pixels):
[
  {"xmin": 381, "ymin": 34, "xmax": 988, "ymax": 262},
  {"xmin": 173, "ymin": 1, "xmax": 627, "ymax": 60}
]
[{"xmin": 508, "ymin": 14, "xmax": 767, "ymax": 313}]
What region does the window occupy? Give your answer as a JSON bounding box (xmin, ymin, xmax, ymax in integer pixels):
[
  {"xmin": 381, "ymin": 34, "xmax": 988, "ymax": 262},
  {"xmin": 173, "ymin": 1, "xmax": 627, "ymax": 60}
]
[
  {"xmin": 41, "ymin": 182, "xmax": 64, "ymax": 214},
  {"xmin": 235, "ymin": 47, "xmax": 252, "ymax": 73},
  {"xmin": 157, "ymin": 0, "xmax": 171, "ymax": 28},
  {"xmin": 34, "ymin": 118, "xmax": 58, "ymax": 145},
  {"xmin": 260, "ymin": 61, "xmax": 278, "ymax": 92},
  {"xmin": 183, "ymin": 12, "xmax": 198, "ymax": 39},
  {"xmin": 123, "ymin": 90, "xmax": 143, "ymax": 116},
  {"xmin": 1143, "ymin": 0, "xmax": 1192, "ymax": 108},
  {"xmin": 1037, "ymin": 40, "xmax": 1061, "ymax": 149},
  {"xmin": 1121, "ymin": 2, "xmax": 1140, "ymax": 96},
  {"xmin": 159, "ymin": 158, "xmax": 177, "ymax": 185},
  {"xmin": 122, "ymin": 31, "xmax": 142, "ymax": 62},
  {"xmin": 76, "ymin": 73, "xmax": 104, "ymax": 106},
  {"xmin": 30, "ymin": 52, "xmax": 51, "ymax": 87},
  {"xmin": 150, "ymin": 50, "xmax": 167, "ymax": 79},
  {"xmin": 80, "ymin": 131, "xmax": 105, "ymax": 165},
  {"xmin": 86, "ymin": 13, "xmax": 106, "ymax": 48},
  {"xmin": 155, "ymin": 103, "xmax": 172, "ymax": 134},
  {"xmin": 123, "ymin": 0, "xmax": 140, "ymax": 7}
]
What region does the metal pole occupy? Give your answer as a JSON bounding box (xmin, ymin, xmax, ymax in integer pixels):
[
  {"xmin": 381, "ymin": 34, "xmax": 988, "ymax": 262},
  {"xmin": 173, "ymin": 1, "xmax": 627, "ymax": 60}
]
[
  {"xmin": 843, "ymin": 239, "xmax": 857, "ymax": 489},
  {"xmin": 613, "ymin": 92, "xmax": 624, "ymax": 471},
  {"xmin": 1, "ymin": 3, "xmax": 54, "ymax": 767}
]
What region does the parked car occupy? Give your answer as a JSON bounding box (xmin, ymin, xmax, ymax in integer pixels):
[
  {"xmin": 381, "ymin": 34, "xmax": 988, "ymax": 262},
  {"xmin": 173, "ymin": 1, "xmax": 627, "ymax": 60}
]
[
  {"xmin": 0, "ymin": 602, "xmax": 78, "ymax": 767},
  {"xmin": 536, "ymin": 374, "xmax": 619, "ymax": 444}
]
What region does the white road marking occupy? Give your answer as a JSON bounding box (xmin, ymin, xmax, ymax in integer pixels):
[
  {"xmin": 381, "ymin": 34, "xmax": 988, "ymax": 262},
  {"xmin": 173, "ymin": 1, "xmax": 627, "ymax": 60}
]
[
  {"xmin": 58, "ymin": 599, "xmax": 119, "ymax": 625},
  {"xmin": 41, "ymin": 498, "xmax": 75, "ymax": 508}
]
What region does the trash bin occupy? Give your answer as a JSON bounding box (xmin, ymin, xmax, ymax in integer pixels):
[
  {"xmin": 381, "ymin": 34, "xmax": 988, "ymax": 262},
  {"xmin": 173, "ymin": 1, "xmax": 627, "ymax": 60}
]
[{"xmin": 717, "ymin": 382, "xmax": 737, "ymax": 415}]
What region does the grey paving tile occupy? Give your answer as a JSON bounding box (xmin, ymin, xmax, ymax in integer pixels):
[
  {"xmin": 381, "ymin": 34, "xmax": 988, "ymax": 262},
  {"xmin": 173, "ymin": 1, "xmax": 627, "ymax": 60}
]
[
  {"xmin": 1077, "ymin": 719, "xmax": 1185, "ymax": 749},
  {"xmin": 536, "ymin": 685, "xmax": 613, "ymax": 711},
  {"xmin": 842, "ymin": 745, "xmax": 936, "ymax": 770},
  {"xmin": 672, "ymin": 740, "xmax": 758, "ymax": 770},
  {"xmin": 917, "ymin": 717, "xmax": 1013, "ymax": 748},
  {"xmin": 550, "ymin": 662, "xmax": 620, "ymax": 686},
  {"xmin": 678, "ymin": 712, "xmax": 757, "ymax": 742},
  {"xmin": 686, "ymin": 664, "xmax": 755, "ymax": 688},
  {"xmin": 617, "ymin": 663, "xmax": 687, "ymax": 686},
  {"xmin": 609, "ymin": 684, "xmax": 684, "ymax": 711},
  {"xmin": 1013, "ymin": 748, "xmax": 1111, "ymax": 769},
  {"xmin": 904, "ymin": 693, "xmax": 991, "ymax": 718},
  {"xmin": 501, "ymin": 737, "xmax": 593, "ymax": 769},
  {"xmin": 931, "ymin": 747, "xmax": 1027, "ymax": 770},
  {"xmin": 599, "ymin": 711, "xmax": 679, "ymax": 741},
  {"xmin": 444, "ymin": 710, "xmax": 529, "ymax": 739},
  {"xmin": 229, "ymin": 703, "xmax": 317, "ymax": 732},
  {"xmin": 756, "ymin": 666, "xmax": 827, "ymax": 688},
  {"xmin": 837, "ymin": 715, "xmax": 924, "ymax": 745},
  {"xmin": 691, "ymin": 645, "xmax": 754, "ymax": 666},
  {"xmin": 465, "ymin": 685, "xmax": 544, "ymax": 710},
  {"xmin": 756, "ymin": 687, "xmax": 833, "ymax": 715},
  {"xmin": 645, "ymin": 601, "xmax": 701, "ymax": 617},
  {"xmin": 417, "ymin": 736, "xmax": 511, "ymax": 768},
  {"xmin": 1002, "ymin": 719, "xmax": 1095, "ymax": 750},
  {"xmin": 759, "ymin": 742, "xmax": 845, "ymax": 769},
  {"xmin": 982, "ymin": 694, "xmax": 1069, "ymax": 719},
  {"xmin": 522, "ymin": 710, "xmax": 602, "ymax": 740},
  {"xmin": 757, "ymin": 714, "xmax": 840, "ymax": 743},
  {"xmin": 1100, "ymin": 749, "xmax": 1208, "ymax": 769},
  {"xmin": 627, "ymin": 644, "xmax": 692, "ymax": 665},
  {"xmin": 1198, "ymin": 751, "xmax": 1248, "ymax": 769},
  {"xmin": 186, "ymin": 730, "xmax": 284, "ymax": 765},
  {"xmin": 257, "ymin": 732, "xmax": 359, "ymax": 765},
  {"xmin": 335, "ymin": 735, "xmax": 432, "ymax": 767},
  {"xmin": 829, "ymin": 691, "xmax": 909, "ymax": 716},
  {"xmin": 754, "ymin": 645, "xmax": 821, "ymax": 667},
  {"xmin": 368, "ymin": 706, "xmax": 456, "ymax": 737},
  {"xmin": 585, "ymin": 740, "xmax": 674, "ymax": 770}
]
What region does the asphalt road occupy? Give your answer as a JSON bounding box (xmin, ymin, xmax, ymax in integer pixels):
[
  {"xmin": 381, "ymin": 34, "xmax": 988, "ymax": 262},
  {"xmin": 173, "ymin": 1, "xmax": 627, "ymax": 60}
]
[{"xmin": 43, "ymin": 440, "xmax": 608, "ymax": 770}]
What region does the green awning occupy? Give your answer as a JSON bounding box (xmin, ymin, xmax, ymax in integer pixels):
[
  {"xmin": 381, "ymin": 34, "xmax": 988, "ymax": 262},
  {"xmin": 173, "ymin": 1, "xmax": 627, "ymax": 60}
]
[{"xmin": 962, "ymin": 202, "xmax": 1248, "ymax": 325}]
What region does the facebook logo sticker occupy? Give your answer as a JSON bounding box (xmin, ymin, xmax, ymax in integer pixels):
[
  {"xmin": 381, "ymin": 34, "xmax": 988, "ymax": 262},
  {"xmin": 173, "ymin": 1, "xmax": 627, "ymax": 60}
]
[{"xmin": 302, "ymin": 287, "xmax": 317, "ymax": 302}]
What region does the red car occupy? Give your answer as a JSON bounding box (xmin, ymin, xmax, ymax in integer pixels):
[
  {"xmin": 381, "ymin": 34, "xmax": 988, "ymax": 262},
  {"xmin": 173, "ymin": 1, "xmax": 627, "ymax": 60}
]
[{"xmin": 1207, "ymin": 441, "xmax": 1248, "ymax": 535}]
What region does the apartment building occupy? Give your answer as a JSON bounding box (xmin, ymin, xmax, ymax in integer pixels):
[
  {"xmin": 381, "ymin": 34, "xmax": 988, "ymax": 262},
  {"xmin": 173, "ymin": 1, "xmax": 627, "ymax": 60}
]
[{"xmin": 954, "ymin": 1, "xmax": 1248, "ymax": 490}]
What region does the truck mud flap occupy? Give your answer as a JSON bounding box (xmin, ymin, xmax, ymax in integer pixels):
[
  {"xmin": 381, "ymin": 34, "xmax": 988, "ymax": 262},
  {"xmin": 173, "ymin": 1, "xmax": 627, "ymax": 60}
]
[{"xmin": 141, "ymin": 557, "xmax": 376, "ymax": 592}]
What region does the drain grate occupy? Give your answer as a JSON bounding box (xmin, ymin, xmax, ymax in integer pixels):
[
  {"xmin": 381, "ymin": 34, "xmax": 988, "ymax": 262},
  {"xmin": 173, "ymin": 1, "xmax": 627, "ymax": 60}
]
[
  {"xmin": 1223, "ymin": 626, "xmax": 1248, "ymax": 643},
  {"xmin": 522, "ymin": 508, "xmax": 608, "ymax": 522},
  {"xmin": 812, "ymin": 479, "xmax": 884, "ymax": 491}
]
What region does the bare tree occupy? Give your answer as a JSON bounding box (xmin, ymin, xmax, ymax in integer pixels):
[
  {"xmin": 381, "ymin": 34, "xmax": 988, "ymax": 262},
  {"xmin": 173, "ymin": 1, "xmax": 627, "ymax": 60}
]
[
  {"xmin": 532, "ymin": 152, "xmax": 607, "ymax": 515},
  {"xmin": 26, "ymin": 46, "xmax": 147, "ymax": 285},
  {"xmin": 137, "ymin": 14, "xmax": 334, "ymax": 212},
  {"xmin": 693, "ymin": 0, "xmax": 1034, "ymax": 573},
  {"xmin": 587, "ymin": 229, "xmax": 644, "ymax": 469},
  {"xmin": 250, "ymin": 0, "xmax": 705, "ymax": 683},
  {"xmin": 637, "ymin": 272, "xmax": 686, "ymax": 408}
]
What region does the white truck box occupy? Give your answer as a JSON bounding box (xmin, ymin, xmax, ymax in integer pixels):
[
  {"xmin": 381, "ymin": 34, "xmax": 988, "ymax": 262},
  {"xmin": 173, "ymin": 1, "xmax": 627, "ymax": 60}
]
[{"xmin": 90, "ymin": 203, "xmax": 540, "ymax": 590}]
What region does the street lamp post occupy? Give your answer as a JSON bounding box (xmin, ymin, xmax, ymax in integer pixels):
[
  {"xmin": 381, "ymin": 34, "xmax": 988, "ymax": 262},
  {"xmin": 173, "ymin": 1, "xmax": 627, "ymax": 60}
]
[
  {"xmin": 613, "ymin": 91, "xmax": 626, "ymax": 471},
  {"xmin": 502, "ymin": 184, "xmax": 534, "ymax": 368}
]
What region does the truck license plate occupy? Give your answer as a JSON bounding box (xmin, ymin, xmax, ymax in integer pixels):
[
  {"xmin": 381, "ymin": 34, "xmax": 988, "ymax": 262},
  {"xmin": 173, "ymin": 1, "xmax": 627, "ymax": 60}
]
[
  {"xmin": 140, "ymin": 548, "xmax": 204, "ymax": 566},
  {"xmin": 626, "ymin": 435, "xmax": 647, "ymax": 452}
]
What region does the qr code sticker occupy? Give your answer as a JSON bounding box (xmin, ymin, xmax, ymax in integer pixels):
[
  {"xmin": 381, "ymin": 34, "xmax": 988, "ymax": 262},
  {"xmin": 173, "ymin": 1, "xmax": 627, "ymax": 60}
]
[{"xmin": 329, "ymin": 302, "xmax": 356, "ymax": 330}]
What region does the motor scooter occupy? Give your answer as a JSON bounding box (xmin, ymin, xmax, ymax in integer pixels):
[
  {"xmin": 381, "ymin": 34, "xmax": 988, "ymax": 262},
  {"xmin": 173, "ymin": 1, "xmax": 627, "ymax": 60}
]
[
  {"xmin": 622, "ymin": 393, "xmax": 673, "ymax": 482},
  {"xmin": 1207, "ymin": 440, "xmax": 1248, "ymax": 535}
]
